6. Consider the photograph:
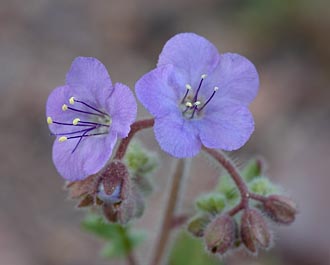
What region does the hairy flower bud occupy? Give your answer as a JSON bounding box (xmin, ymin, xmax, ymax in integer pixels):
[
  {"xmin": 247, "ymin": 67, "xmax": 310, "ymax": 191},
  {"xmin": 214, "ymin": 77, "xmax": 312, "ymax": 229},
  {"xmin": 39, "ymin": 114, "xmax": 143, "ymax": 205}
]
[
  {"xmin": 241, "ymin": 209, "xmax": 272, "ymax": 254},
  {"xmin": 264, "ymin": 195, "xmax": 297, "ymax": 224},
  {"xmin": 100, "ymin": 160, "xmax": 145, "ymax": 224},
  {"xmin": 204, "ymin": 214, "xmax": 235, "ymax": 254}
]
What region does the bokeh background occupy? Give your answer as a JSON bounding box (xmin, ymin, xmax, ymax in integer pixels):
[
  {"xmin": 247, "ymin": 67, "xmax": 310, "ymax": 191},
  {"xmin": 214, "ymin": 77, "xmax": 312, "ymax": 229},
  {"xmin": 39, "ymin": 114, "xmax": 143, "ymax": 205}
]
[{"xmin": 1, "ymin": 0, "xmax": 329, "ymax": 264}]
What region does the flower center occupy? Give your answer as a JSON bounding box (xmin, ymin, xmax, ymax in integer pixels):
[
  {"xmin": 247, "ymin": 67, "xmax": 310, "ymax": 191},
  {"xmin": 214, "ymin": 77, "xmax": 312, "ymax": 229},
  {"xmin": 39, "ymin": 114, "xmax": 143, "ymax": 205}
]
[
  {"xmin": 180, "ymin": 74, "xmax": 219, "ymax": 119},
  {"xmin": 47, "ymin": 97, "xmax": 112, "ymax": 153}
]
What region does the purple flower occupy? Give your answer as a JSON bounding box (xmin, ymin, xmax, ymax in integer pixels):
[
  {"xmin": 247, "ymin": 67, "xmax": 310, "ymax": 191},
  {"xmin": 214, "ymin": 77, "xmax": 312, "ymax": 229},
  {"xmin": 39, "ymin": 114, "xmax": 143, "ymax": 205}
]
[
  {"xmin": 46, "ymin": 57, "xmax": 137, "ymax": 181},
  {"xmin": 135, "ymin": 33, "xmax": 259, "ymax": 157}
]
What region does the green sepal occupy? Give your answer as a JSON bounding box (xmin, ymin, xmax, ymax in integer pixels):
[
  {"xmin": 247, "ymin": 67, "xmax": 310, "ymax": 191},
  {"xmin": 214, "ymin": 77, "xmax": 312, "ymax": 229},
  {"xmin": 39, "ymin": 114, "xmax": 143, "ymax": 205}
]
[
  {"xmin": 217, "ymin": 175, "xmax": 240, "ymax": 205},
  {"xmin": 195, "ymin": 193, "xmax": 226, "ymax": 214},
  {"xmin": 248, "ymin": 177, "xmax": 278, "ymax": 196},
  {"xmin": 241, "ymin": 158, "xmax": 263, "ymax": 182},
  {"xmin": 124, "ymin": 141, "xmax": 158, "ymax": 176},
  {"xmin": 187, "ymin": 214, "xmax": 211, "ymax": 237}
]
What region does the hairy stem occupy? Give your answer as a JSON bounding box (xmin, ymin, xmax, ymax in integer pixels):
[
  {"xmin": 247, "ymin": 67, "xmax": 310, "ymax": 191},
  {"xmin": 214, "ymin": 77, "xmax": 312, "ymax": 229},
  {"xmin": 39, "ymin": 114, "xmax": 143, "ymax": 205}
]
[
  {"xmin": 202, "ymin": 147, "xmax": 250, "ymax": 216},
  {"xmin": 149, "ymin": 159, "xmax": 187, "ymax": 265},
  {"xmin": 114, "ymin": 118, "xmax": 154, "ymax": 160}
]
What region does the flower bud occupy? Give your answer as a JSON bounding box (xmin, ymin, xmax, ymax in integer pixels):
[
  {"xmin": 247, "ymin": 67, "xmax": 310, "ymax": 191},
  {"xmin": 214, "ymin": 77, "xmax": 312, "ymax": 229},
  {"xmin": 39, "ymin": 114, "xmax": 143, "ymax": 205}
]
[
  {"xmin": 241, "ymin": 209, "xmax": 272, "ymax": 254},
  {"xmin": 100, "ymin": 160, "xmax": 145, "ymax": 224},
  {"xmin": 263, "ymin": 195, "xmax": 297, "ymax": 224},
  {"xmin": 187, "ymin": 215, "xmax": 210, "ymax": 237},
  {"xmin": 204, "ymin": 214, "xmax": 235, "ymax": 254}
]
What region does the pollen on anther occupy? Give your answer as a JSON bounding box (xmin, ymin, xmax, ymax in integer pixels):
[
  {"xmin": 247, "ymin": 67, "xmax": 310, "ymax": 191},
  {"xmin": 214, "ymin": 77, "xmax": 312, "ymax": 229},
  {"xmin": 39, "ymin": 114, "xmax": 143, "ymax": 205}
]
[
  {"xmin": 185, "ymin": 84, "xmax": 192, "ymax": 90},
  {"xmin": 72, "ymin": 118, "xmax": 80, "ymax": 125},
  {"xmin": 214, "ymin": 86, "xmax": 219, "ymax": 91},
  {"xmin": 62, "ymin": 104, "xmax": 68, "ymax": 111},
  {"xmin": 47, "ymin": 117, "xmax": 53, "ymax": 124},
  {"xmin": 194, "ymin": 101, "xmax": 201, "ymax": 106},
  {"xmin": 201, "ymin": 74, "xmax": 207, "ymax": 79},
  {"xmin": 185, "ymin": 102, "xmax": 193, "ymax": 107},
  {"xmin": 58, "ymin": 136, "xmax": 68, "ymax": 142},
  {"xmin": 69, "ymin": 97, "xmax": 75, "ymax": 105}
]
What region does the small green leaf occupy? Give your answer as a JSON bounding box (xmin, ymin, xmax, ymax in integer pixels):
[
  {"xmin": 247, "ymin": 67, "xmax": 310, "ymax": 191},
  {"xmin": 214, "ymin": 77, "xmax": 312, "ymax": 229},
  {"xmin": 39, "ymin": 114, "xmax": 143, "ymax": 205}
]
[
  {"xmin": 81, "ymin": 213, "xmax": 144, "ymax": 258},
  {"xmin": 241, "ymin": 158, "xmax": 263, "ymax": 182},
  {"xmin": 196, "ymin": 193, "xmax": 226, "ymax": 214}
]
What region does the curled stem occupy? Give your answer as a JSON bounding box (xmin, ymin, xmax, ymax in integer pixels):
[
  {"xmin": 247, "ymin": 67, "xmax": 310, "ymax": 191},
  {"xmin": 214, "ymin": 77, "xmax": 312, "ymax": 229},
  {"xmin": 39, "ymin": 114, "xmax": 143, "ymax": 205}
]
[
  {"xmin": 202, "ymin": 147, "xmax": 267, "ymax": 216},
  {"xmin": 149, "ymin": 159, "xmax": 187, "ymax": 265},
  {"xmin": 115, "ymin": 118, "xmax": 154, "ymax": 160}
]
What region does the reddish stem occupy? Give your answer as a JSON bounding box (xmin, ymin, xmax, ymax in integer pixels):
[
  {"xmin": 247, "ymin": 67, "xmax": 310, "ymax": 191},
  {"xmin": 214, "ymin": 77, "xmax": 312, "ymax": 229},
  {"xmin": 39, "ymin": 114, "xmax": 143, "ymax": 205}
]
[
  {"xmin": 114, "ymin": 118, "xmax": 154, "ymax": 160},
  {"xmin": 149, "ymin": 159, "xmax": 186, "ymax": 265},
  {"xmin": 202, "ymin": 147, "xmax": 250, "ymax": 216},
  {"xmin": 249, "ymin": 193, "xmax": 268, "ymax": 203}
]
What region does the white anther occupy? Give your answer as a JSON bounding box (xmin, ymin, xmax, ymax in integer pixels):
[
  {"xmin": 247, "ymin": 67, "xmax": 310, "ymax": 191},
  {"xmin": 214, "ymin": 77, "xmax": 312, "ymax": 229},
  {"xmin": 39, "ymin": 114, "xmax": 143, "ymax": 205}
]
[
  {"xmin": 201, "ymin": 74, "xmax": 207, "ymax": 79},
  {"xmin": 185, "ymin": 102, "xmax": 193, "ymax": 107},
  {"xmin": 58, "ymin": 136, "xmax": 68, "ymax": 142},
  {"xmin": 72, "ymin": 118, "xmax": 80, "ymax": 125},
  {"xmin": 194, "ymin": 101, "xmax": 201, "ymax": 106},
  {"xmin": 47, "ymin": 117, "xmax": 53, "ymax": 124},
  {"xmin": 62, "ymin": 104, "xmax": 68, "ymax": 111},
  {"xmin": 185, "ymin": 84, "xmax": 192, "ymax": 90},
  {"xmin": 214, "ymin": 86, "xmax": 219, "ymax": 91},
  {"xmin": 69, "ymin": 97, "xmax": 75, "ymax": 105}
]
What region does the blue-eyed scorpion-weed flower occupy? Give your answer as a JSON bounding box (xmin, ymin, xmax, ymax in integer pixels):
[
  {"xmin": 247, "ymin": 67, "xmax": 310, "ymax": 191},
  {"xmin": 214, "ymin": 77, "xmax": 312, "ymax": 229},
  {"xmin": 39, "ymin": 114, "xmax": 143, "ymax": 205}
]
[
  {"xmin": 135, "ymin": 33, "xmax": 259, "ymax": 158},
  {"xmin": 46, "ymin": 57, "xmax": 137, "ymax": 181}
]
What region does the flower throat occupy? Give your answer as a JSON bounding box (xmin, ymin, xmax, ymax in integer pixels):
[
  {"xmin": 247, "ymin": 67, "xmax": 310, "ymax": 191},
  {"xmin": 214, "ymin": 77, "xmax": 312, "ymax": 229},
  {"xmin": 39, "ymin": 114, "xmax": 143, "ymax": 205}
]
[
  {"xmin": 180, "ymin": 74, "xmax": 218, "ymax": 119},
  {"xmin": 47, "ymin": 97, "xmax": 111, "ymax": 153}
]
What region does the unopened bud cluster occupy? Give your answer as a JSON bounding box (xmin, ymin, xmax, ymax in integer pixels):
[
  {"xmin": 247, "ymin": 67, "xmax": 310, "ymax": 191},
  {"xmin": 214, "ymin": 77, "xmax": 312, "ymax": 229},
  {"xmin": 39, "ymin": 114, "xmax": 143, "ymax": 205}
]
[
  {"xmin": 187, "ymin": 158, "xmax": 297, "ymax": 256},
  {"xmin": 66, "ymin": 142, "xmax": 158, "ymax": 224}
]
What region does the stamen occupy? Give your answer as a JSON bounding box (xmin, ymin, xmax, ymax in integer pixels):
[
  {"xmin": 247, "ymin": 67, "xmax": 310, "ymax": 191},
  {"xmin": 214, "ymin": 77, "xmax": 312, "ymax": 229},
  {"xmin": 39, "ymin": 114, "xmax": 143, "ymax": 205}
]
[
  {"xmin": 58, "ymin": 136, "xmax": 68, "ymax": 142},
  {"xmin": 67, "ymin": 132, "xmax": 108, "ymax": 140},
  {"xmin": 186, "ymin": 84, "xmax": 192, "ymax": 90},
  {"xmin": 71, "ymin": 98, "xmax": 108, "ymax": 116},
  {"xmin": 51, "ymin": 120, "xmax": 90, "ymax": 127},
  {"xmin": 190, "ymin": 106, "xmax": 198, "ymax": 119},
  {"xmin": 192, "ymin": 74, "xmax": 207, "ymax": 102},
  {"xmin": 47, "ymin": 117, "xmax": 53, "ymax": 124},
  {"xmin": 199, "ymin": 86, "xmax": 219, "ymax": 112},
  {"xmin": 51, "ymin": 127, "xmax": 97, "ymax": 136},
  {"xmin": 72, "ymin": 118, "xmax": 81, "ymax": 125},
  {"xmin": 77, "ymin": 120, "xmax": 110, "ymax": 127},
  {"xmin": 67, "ymin": 106, "xmax": 104, "ymax": 117},
  {"xmin": 62, "ymin": 104, "xmax": 68, "ymax": 111},
  {"xmin": 185, "ymin": 102, "xmax": 193, "ymax": 108},
  {"xmin": 194, "ymin": 101, "xmax": 201, "ymax": 106},
  {"xmin": 181, "ymin": 84, "xmax": 192, "ymax": 104}
]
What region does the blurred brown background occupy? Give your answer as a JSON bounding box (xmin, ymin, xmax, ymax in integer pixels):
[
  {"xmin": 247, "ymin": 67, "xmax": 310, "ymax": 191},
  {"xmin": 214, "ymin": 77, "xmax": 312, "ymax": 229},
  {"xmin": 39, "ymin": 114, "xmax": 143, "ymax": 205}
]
[{"xmin": 1, "ymin": 0, "xmax": 329, "ymax": 264}]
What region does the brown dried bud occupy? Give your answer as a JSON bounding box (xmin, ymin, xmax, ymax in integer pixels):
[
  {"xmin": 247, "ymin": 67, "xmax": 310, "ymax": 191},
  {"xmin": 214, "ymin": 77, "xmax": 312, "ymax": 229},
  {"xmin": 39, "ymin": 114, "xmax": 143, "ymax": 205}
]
[
  {"xmin": 66, "ymin": 174, "xmax": 99, "ymax": 199},
  {"xmin": 264, "ymin": 195, "xmax": 297, "ymax": 224},
  {"xmin": 241, "ymin": 209, "xmax": 272, "ymax": 254},
  {"xmin": 100, "ymin": 160, "xmax": 145, "ymax": 224},
  {"xmin": 204, "ymin": 214, "xmax": 235, "ymax": 255}
]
